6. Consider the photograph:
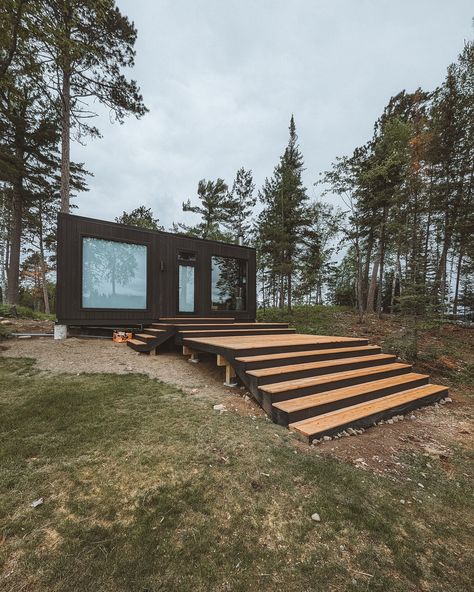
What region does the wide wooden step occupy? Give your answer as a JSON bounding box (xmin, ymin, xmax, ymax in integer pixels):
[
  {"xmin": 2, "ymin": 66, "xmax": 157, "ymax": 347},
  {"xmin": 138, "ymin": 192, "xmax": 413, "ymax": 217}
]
[
  {"xmin": 258, "ymin": 362, "xmax": 412, "ymax": 412},
  {"xmin": 172, "ymin": 323, "xmax": 289, "ymax": 331},
  {"xmin": 183, "ymin": 334, "xmax": 370, "ymax": 357},
  {"xmin": 143, "ymin": 328, "xmax": 168, "ymax": 334},
  {"xmin": 158, "ymin": 317, "xmax": 235, "ymax": 323},
  {"xmin": 272, "ymin": 372, "xmax": 430, "ymax": 425},
  {"xmin": 247, "ymin": 353, "xmax": 397, "ymax": 386},
  {"xmin": 179, "ymin": 328, "xmax": 296, "ymax": 338},
  {"xmin": 290, "ymin": 384, "xmax": 449, "ymax": 442},
  {"xmin": 235, "ymin": 345, "xmax": 382, "ymax": 369}
]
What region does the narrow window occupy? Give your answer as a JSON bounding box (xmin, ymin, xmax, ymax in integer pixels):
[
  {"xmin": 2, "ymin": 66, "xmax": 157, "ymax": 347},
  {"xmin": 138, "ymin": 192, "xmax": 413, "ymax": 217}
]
[
  {"xmin": 211, "ymin": 256, "xmax": 247, "ymax": 311},
  {"xmin": 178, "ymin": 251, "xmax": 196, "ymax": 313}
]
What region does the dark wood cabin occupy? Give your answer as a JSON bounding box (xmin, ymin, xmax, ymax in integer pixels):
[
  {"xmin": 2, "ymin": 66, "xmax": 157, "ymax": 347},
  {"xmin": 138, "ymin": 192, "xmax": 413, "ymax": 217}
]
[{"xmin": 56, "ymin": 213, "xmax": 256, "ymax": 326}]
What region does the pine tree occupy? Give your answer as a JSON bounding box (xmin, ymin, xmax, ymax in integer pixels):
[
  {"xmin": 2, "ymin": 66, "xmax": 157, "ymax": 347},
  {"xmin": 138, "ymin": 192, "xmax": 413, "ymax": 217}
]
[
  {"xmin": 179, "ymin": 178, "xmax": 230, "ymax": 240},
  {"xmin": 32, "ymin": 0, "xmax": 147, "ymax": 212},
  {"xmin": 115, "ymin": 206, "xmax": 163, "ymax": 230},
  {"xmin": 257, "ymin": 115, "xmax": 309, "ymax": 310},
  {"xmin": 225, "ymin": 167, "xmax": 256, "ymax": 243}
]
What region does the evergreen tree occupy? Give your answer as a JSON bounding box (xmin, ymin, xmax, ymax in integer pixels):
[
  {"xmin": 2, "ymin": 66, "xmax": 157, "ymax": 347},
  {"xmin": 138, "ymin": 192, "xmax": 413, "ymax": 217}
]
[
  {"xmin": 224, "ymin": 167, "xmax": 256, "ymax": 243},
  {"xmin": 115, "ymin": 206, "xmax": 163, "ymax": 230},
  {"xmin": 179, "ymin": 178, "xmax": 230, "ymax": 240},
  {"xmin": 257, "ymin": 115, "xmax": 309, "ymax": 310},
  {"xmin": 32, "ymin": 0, "xmax": 147, "ymax": 211}
]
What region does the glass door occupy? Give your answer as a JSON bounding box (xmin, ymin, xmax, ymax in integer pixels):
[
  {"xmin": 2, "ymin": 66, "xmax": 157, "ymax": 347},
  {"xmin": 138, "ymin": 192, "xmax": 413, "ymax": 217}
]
[{"xmin": 177, "ymin": 251, "xmax": 196, "ymax": 313}]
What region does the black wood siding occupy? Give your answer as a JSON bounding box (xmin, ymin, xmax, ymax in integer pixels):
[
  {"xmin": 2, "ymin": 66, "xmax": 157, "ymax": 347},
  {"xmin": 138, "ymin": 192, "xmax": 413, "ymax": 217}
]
[{"xmin": 56, "ymin": 213, "xmax": 256, "ymax": 325}]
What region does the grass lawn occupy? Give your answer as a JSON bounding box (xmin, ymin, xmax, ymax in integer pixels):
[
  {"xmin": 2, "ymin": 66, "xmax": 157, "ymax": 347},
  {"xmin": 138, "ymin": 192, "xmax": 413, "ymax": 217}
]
[{"xmin": 1, "ymin": 356, "xmax": 473, "ymax": 591}]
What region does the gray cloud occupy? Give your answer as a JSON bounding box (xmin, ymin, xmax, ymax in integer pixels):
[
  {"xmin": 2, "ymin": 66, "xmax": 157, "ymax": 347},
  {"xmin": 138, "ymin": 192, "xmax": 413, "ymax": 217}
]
[{"xmin": 71, "ymin": 0, "xmax": 474, "ymax": 227}]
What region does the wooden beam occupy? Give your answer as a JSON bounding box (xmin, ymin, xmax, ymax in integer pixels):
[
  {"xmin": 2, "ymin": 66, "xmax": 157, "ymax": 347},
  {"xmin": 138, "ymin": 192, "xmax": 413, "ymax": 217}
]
[
  {"xmin": 224, "ymin": 363, "xmax": 237, "ymax": 387},
  {"xmin": 216, "ymin": 354, "xmax": 227, "ymax": 367}
]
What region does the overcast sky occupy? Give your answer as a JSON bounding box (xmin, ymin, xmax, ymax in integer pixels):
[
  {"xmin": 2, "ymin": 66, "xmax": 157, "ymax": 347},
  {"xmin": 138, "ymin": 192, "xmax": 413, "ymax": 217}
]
[{"xmin": 72, "ymin": 0, "xmax": 473, "ymax": 228}]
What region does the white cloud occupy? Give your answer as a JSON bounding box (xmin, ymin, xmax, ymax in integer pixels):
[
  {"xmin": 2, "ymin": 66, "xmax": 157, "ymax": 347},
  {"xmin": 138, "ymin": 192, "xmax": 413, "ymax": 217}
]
[{"xmin": 71, "ymin": 0, "xmax": 474, "ymax": 228}]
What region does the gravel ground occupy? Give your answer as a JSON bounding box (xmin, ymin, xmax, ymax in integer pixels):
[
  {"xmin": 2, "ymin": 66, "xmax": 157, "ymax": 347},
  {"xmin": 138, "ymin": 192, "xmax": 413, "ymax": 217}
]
[{"xmin": 0, "ymin": 334, "xmax": 263, "ymax": 417}]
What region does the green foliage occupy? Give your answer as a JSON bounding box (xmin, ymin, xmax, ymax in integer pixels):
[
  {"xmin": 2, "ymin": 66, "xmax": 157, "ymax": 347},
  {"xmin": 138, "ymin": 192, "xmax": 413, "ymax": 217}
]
[
  {"xmin": 178, "ymin": 178, "xmax": 230, "ymax": 240},
  {"xmin": 115, "ymin": 206, "xmax": 163, "ymax": 230},
  {"xmin": 224, "ymin": 167, "xmax": 256, "ymax": 243},
  {"xmin": 0, "ymin": 303, "xmax": 54, "ymax": 320},
  {"xmin": 257, "ymin": 115, "xmax": 309, "ymax": 310},
  {"xmin": 1, "ymin": 357, "xmax": 472, "ymax": 591}
]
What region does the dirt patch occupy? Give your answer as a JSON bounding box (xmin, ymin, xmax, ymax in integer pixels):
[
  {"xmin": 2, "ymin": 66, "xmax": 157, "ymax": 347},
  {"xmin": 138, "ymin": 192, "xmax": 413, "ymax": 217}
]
[
  {"xmin": 0, "ymin": 336, "xmax": 263, "ymax": 418},
  {"xmin": 0, "ymin": 317, "xmax": 54, "ymax": 334},
  {"xmin": 310, "ymin": 396, "xmax": 473, "ymax": 476}
]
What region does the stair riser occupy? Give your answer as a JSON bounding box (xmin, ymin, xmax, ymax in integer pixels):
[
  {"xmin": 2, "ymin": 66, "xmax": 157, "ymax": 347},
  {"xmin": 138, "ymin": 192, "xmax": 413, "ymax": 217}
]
[
  {"xmin": 297, "ymin": 389, "xmax": 449, "ymax": 442},
  {"xmin": 228, "ymin": 340, "xmax": 369, "ymax": 358},
  {"xmin": 239, "ymin": 347, "xmax": 382, "ymax": 370},
  {"xmin": 252, "ymin": 356, "xmax": 397, "ymax": 387},
  {"xmin": 260, "ymin": 367, "xmax": 413, "ymax": 414},
  {"xmin": 273, "ymin": 376, "xmax": 430, "ymax": 426}
]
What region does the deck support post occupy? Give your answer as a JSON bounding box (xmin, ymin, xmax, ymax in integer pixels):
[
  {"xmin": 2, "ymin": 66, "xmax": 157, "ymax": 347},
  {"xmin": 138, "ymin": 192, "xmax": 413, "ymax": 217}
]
[
  {"xmin": 183, "ymin": 345, "xmax": 199, "ymax": 363},
  {"xmin": 149, "ymin": 347, "xmax": 157, "ymax": 356},
  {"xmin": 224, "ymin": 363, "xmax": 238, "ymax": 387}
]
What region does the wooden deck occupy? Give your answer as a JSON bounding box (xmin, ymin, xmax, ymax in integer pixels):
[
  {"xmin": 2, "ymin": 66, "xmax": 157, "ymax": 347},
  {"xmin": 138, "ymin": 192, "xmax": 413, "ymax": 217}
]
[{"xmin": 126, "ymin": 318, "xmax": 449, "ymax": 442}]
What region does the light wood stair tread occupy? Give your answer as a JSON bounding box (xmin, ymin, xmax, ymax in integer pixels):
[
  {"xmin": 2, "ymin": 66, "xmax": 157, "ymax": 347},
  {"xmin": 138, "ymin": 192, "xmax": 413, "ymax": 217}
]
[
  {"xmin": 273, "ymin": 373, "xmax": 429, "ymax": 412},
  {"xmin": 184, "ymin": 334, "xmax": 368, "ymax": 350},
  {"xmin": 247, "ymin": 353, "xmax": 396, "ymax": 377},
  {"xmin": 179, "ymin": 328, "xmax": 295, "ymax": 334},
  {"xmin": 159, "ymin": 317, "xmax": 235, "ymax": 321},
  {"xmin": 235, "ymin": 345, "xmax": 380, "ymax": 363},
  {"xmin": 135, "ymin": 333, "xmax": 157, "ymax": 339},
  {"xmin": 260, "ymin": 362, "xmax": 412, "ymax": 394},
  {"xmin": 290, "ymin": 384, "xmax": 448, "ymax": 437},
  {"xmin": 128, "ymin": 339, "xmax": 147, "ymax": 346}
]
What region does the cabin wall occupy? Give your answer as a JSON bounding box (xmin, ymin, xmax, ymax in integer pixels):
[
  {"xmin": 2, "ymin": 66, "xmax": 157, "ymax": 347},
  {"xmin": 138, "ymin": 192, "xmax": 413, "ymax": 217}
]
[{"xmin": 56, "ymin": 213, "xmax": 256, "ymax": 325}]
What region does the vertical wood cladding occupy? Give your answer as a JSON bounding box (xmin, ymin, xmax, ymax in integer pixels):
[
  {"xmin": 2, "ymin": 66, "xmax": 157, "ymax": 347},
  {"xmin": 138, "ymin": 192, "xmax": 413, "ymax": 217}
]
[{"xmin": 56, "ymin": 213, "xmax": 256, "ymax": 324}]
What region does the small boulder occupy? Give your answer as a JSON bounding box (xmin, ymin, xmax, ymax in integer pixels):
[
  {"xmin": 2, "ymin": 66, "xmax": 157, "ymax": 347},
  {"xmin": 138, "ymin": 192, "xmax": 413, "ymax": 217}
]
[
  {"xmin": 311, "ymin": 512, "xmax": 321, "ymax": 522},
  {"xmin": 213, "ymin": 404, "xmax": 226, "ymax": 412}
]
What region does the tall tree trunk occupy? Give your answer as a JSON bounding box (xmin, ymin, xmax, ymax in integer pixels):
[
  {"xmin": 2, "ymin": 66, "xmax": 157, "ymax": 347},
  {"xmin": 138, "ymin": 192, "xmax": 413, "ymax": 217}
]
[
  {"xmin": 60, "ymin": 68, "xmax": 71, "ymax": 212},
  {"xmin": 366, "ymin": 251, "xmax": 380, "ymax": 313},
  {"xmin": 287, "ymin": 272, "xmax": 292, "ymax": 312},
  {"xmin": 376, "ymin": 209, "xmax": 387, "ymax": 317},
  {"xmin": 452, "ymin": 248, "xmax": 463, "ymax": 317},
  {"xmin": 6, "ymin": 181, "xmax": 22, "ymax": 304},
  {"xmin": 38, "ymin": 216, "xmax": 50, "ymax": 315}
]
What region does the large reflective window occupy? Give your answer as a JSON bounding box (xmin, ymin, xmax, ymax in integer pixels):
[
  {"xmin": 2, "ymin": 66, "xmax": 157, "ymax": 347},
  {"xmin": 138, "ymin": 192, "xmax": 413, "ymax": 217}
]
[
  {"xmin": 178, "ymin": 251, "xmax": 196, "ymax": 313},
  {"xmin": 82, "ymin": 237, "xmax": 147, "ymax": 309},
  {"xmin": 211, "ymin": 256, "xmax": 247, "ymax": 311}
]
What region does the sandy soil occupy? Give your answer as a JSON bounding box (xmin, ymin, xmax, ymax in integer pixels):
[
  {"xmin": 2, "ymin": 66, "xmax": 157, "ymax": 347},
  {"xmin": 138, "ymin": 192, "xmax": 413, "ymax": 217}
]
[{"xmin": 1, "ymin": 325, "xmax": 472, "ymax": 476}]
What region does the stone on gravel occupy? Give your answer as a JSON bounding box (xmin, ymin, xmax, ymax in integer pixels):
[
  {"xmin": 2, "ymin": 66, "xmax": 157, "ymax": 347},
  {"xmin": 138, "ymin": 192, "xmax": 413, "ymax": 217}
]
[
  {"xmin": 311, "ymin": 512, "xmax": 321, "ymax": 522},
  {"xmin": 1, "ymin": 319, "xmax": 12, "ymax": 325},
  {"xmin": 323, "ymin": 435, "xmax": 332, "ymax": 441},
  {"xmin": 213, "ymin": 404, "xmax": 226, "ymax": 412},
  {"xmin": 444, "ymin": 397, "xmax": 453, "ymax": 403}
]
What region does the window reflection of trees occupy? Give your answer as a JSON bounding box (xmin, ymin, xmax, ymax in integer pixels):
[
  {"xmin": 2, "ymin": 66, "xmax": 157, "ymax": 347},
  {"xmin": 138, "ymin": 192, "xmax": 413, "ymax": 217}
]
[
  {"xmin": 211, "ymin": 256, "xmax": 247, "ymax": 311},
  {"xmin": 82, "ymin": 238, "xmax": 147, "ymax": 308}
]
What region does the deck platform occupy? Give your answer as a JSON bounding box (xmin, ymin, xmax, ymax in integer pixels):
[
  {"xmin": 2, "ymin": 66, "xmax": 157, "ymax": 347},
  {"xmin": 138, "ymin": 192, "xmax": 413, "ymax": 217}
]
[{"xmin": 126, "ymin": 318, "xmax": 449, "ymax": 442}]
